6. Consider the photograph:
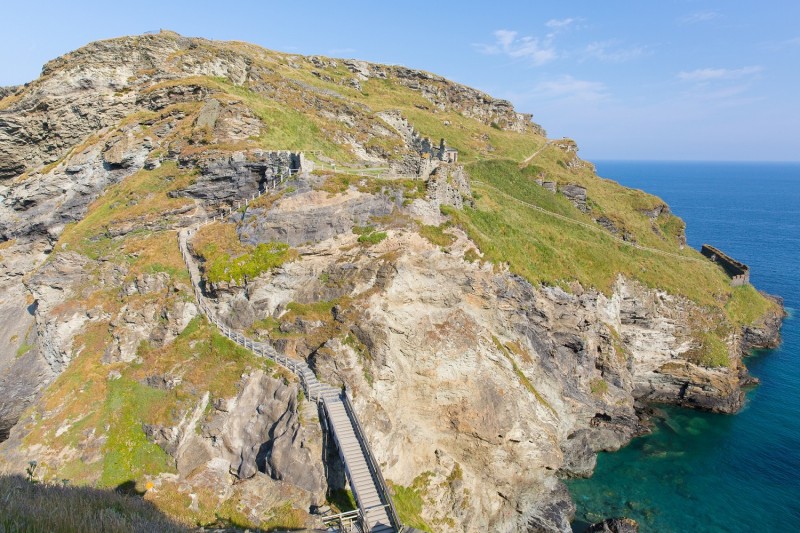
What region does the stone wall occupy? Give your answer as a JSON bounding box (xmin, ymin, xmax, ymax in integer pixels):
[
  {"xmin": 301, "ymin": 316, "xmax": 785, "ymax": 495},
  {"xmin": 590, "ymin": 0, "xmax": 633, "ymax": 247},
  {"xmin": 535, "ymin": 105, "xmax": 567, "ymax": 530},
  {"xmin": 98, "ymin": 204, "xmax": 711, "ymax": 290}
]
[
  {"xmin": 701, "ymin": 245, "xmax": 750, "ymax": 286},
  {"xmin": 173, "ymin": 150, "xmax": 305, "ymax": 202}
]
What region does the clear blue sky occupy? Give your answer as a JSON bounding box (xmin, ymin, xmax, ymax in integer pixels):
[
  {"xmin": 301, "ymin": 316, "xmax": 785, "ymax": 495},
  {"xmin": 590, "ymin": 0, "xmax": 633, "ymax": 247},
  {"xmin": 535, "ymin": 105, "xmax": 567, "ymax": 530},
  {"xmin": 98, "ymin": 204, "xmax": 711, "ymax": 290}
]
[{"xmin": 2, "ymin": 1, "xmax": 799, "ymax": 162}]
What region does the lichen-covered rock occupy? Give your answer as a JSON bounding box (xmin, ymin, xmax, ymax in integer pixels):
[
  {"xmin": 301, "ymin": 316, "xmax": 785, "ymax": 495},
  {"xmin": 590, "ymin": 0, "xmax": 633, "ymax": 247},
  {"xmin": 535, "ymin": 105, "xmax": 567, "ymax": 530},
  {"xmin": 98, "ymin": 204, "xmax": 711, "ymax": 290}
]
[
  {"xmin": 560, "ymin": 183, "xmax": 588, "ymax": 212},
  {"xmin": 238, "ymin": 186, "xmax": 395, "ymax": 247},
  {"xmin": 426, "ymin": 164, "xmax": 473, "ymax": 209},
  {"xmin": 0, "ymin": 30, "xmax": 784, "ymax": 532}
]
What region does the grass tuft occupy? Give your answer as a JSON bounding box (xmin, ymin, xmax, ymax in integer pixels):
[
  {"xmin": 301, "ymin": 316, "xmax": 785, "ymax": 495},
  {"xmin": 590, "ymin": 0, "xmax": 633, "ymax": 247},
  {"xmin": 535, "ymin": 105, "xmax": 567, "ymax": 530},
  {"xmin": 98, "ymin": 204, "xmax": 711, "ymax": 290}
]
[
  {"xmin": 0, "ymin": 475, "xmax": 185, "ymax": 532},
  {"xmin": 390, "ymin": 473, "xmax": 434, "ymax": 532}
]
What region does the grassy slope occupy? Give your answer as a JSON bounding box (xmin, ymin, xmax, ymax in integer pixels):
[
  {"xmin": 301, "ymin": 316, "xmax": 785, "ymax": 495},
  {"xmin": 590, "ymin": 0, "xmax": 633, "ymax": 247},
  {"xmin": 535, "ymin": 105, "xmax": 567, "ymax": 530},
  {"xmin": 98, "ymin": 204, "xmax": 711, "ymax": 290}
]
[
  {"xmin": 0, "ymin": 475, "xmax": 185, "ymax": 532},
  {"xmin": 21, "ymin": 316, "xmax": 274, "ymax": 487},
  {"xmin": 4, "ymin": 34, "xmax": 782, "ymax": 529},
  {"xmin": 457, "ymin": 160, "xmax": 728, "ymax": 302},
  {"xmin": 57, "ymin": 161, "xmax": 196, "ymax": 260},
  {"xmin": 247, "ymin": 50, "xmax": 779, "ymax": 341},
  {"xmin": 459, "ymin": 158, "xmax": 778, "ymax": 327}
]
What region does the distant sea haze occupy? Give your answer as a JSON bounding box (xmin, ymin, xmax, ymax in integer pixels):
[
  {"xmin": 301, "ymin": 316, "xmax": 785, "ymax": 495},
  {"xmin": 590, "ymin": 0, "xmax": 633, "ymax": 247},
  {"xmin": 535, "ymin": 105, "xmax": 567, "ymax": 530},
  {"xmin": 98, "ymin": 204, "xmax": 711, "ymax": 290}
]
[{"xmin": 568, "ymin": 161, "xmax": 800, "ymax": 532}]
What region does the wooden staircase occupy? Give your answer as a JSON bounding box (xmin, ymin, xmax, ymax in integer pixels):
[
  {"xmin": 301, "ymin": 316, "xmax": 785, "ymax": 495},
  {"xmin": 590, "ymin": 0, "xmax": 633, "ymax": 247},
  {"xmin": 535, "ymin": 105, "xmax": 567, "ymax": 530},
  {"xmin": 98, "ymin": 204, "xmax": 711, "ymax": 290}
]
[{"xmin": 178, "ymin": 217, "xmax": 401, "ymax": 533}]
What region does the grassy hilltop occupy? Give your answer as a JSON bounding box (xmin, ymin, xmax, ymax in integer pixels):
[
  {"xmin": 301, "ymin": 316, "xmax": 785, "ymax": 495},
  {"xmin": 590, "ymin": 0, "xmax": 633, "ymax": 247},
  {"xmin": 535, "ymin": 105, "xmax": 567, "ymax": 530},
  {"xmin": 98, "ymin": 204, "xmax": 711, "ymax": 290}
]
[{"xmin": 0, "ymin": 31, "xmax": 782, "ymax": 530}]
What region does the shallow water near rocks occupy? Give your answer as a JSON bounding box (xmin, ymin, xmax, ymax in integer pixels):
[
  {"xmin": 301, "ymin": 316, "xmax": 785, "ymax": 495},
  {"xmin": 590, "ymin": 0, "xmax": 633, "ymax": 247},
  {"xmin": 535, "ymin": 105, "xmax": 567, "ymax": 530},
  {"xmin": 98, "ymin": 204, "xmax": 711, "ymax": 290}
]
[{"xmin": 568, "ymin": 161, "xmax": 800, "ymax": 532}]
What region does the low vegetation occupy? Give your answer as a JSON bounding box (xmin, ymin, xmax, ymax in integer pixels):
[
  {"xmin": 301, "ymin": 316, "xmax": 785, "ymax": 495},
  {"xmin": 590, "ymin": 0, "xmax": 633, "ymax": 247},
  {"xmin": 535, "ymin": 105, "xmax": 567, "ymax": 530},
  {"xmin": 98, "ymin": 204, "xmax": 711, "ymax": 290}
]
[
  {"xmin": 328, "ymin": 488, "xmax": 358, "ymax": 513},
  {"xmin": 492, "ymin": 336, "xmax": 555, "ymax": 413},
  {"xmin": 191, "ymin": 222, "xmax": 297, "ymax": 286},
  {"xmin": 57, "ymin": 162, "xmax": 196, "ymax": 260},
  {"xmin": 686, "ymin": 332, "xmax": 731, "ymax": 368},
  {"xmin": 391, "ymin": 473, "xmax": 434, "ymax": 532},
  {"xmin": 448, "ymin": 159, "xmax": 736, "ymax": 308},
  {"xmin": 353, "ymin": 225, "xmax": 388, "ymax": 246},
  {"xmin": 205, "ymin": 241, "xmax": 295, "ymax": 285},
  {"xmin": 0, "ymin": 475, "xmax": 185, "ymax": 532},
  {"xmin": 20, "ymin": 316, "xmax": 276, "ymax": 491},
  {"xmin": 418, "ymin": 222, "xmax": 456, "ymax": 247},
  {"xmin": 725, "ymin": 284, "xmax": 778, "ymax": 327},
  {"xmin": 590, "ymin": 378, "xmax": 609, "ymax": 396}
]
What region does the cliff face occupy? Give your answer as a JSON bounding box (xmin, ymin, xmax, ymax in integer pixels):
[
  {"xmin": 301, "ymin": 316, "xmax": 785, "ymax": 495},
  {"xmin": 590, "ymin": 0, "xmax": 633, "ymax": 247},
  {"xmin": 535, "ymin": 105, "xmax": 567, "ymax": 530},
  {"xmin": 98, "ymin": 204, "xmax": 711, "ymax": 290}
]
[{"xmin": 0, "ymin": 31, "xmax": 782, "ymax": 531}]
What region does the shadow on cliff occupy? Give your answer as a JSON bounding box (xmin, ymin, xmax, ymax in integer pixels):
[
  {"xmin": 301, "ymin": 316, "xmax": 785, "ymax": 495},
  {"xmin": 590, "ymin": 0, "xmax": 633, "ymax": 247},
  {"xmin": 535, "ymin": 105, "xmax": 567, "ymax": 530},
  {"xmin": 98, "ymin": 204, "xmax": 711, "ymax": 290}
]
[
  {"xmin": 0, "ymin": 475, "xmax": 314, "ymax": 532},
  {"xmin": 0, "ymin": 474, "xmax": 186, "ymax": 532}
]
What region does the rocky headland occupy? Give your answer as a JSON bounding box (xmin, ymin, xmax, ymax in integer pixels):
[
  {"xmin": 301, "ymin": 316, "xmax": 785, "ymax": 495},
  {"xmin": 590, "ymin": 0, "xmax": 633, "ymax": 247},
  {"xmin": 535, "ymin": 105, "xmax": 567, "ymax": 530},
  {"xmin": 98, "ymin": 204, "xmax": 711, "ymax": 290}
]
[{"xmin": 0, "ymin": 31, "xmax": 783, "ymax": 531}]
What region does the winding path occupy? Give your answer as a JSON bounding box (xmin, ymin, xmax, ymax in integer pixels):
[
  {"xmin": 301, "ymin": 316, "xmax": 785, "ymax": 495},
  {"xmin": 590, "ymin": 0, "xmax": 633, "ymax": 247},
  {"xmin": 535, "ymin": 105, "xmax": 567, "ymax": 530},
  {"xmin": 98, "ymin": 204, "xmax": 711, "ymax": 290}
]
[
  {"xmin": 177, "ymin": 183, "xmax": 400, "ymax": 532},
  {"xmin": 472, "ymin": 179, "xmax": 703, "ymax": 263},
  {"xmin": 520, "ymin": 139, "xmax": 555, "ymax": 166}
]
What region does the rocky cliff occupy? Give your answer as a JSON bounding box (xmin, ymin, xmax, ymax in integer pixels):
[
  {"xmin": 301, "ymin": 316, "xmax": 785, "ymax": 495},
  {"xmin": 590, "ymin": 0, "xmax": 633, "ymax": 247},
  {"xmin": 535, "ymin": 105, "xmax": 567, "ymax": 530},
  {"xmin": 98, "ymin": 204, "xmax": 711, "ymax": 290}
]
[{"xmin": 0, "ymin": 31, "xmax": 783, "ymax": 531}]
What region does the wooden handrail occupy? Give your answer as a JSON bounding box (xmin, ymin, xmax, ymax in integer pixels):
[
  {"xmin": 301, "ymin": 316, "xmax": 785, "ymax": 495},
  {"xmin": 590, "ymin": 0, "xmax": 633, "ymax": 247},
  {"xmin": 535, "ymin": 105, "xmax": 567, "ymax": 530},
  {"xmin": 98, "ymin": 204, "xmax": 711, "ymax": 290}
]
[
  {"xmin": 342, "ymin": 391, "xmax": 402, "ymax": 531},
  {"xmin": 177, "ymin": 163, "xmax": 401, "ymax": 532}
]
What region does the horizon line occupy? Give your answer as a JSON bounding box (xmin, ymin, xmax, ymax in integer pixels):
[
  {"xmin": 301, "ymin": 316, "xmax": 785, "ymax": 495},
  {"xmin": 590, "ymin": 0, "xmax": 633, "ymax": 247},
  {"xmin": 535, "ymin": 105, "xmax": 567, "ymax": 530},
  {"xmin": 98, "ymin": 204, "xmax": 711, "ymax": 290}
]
[{"xmin": 587, "ymin": 158, "xmax": 800, "ymax": 164}]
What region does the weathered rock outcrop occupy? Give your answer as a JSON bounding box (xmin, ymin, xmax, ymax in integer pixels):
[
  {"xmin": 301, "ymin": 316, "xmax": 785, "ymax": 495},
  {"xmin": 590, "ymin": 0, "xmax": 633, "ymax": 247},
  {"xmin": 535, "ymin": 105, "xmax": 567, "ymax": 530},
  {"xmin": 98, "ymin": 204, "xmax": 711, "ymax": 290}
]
[
  {"xmin": 426, "ymin": 164, "xmax": 473, "ymax": 209},
  {"xmin": 194, "ymin": 178, "xmax": 776, "ymax": 530},
  {"xmin": 0, "ymin": 30, "xmax": 784, "ymax": 533},
  {"xmin": 174, "ymin": 150, "xmax": 302, "ymax": 202},
  {"xmin": 238, "ymin": 186, "xmax": 396, "ymax": 247},
  {"xmin": 742, "ymin": 296, "xmax": 785, "ymax": 352},
  {"xmin": 560, "ymin": 184, "xmax": 588, "ymax": 212},
  {"xmin": 0, "ymin": 86, "xmax": 19, "ymax": 100},
  {"xmin": 146, "ymin": 369, "xmax": 326, "ymax": 501}
]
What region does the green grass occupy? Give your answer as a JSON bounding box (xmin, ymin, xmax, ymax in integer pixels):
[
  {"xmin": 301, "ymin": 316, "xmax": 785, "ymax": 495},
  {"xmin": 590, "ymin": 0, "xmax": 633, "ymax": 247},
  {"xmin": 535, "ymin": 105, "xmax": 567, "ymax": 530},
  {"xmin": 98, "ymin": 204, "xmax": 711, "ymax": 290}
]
[
  {"xmin": 212, "ymin": 78, "xmax": 354, "ymax": 161},
  {"xmin": 357, "ymin": 231, "xmax": 388, "ymax": 245},
  {"xmin": 418, "ymin": 223, "xmax": 455, "ymax": 247},
  {"xmin": 686, "ymin": 332, "xmax": 731, "ymax": 368},
  {"xmin": 449, "ymin": 159, "xmax": 735, "ymax": 306},
  {"xmin": 99, "ymin": 378, "xmax": 176, "ymax": 488},
  {"xmin": 16, "ymin": 341, "xmax": 34, "ymax": 358},
  {"xmin": 354, "ymin": 225, "xmax": 387, "ymax": 245},
  {"xmin": 0, "ymin": 475, "xmax": 185, "ymax": 532},
  {"xmin": 19, "ymin": 316, "xmax": 275, "ymax": 491},
  {"xmin": 444, "ymin": 159, "xmax": 780, "ymax": 367},
  {"xmin": 57, "ymin": 162, "xmax": 195, "ymax": 260},
  {"xmin": 391, "ymin": 473, "xmax": 434, "ymax": 532},
  {"xmin": 590, "ymin": 378, "xmax": 609, "ymax": 396},
  {"xmin": 191, "ymin": 222, "xmax": 297, "ymax": 286},
  {"xmin": 328, "ymin": 488, "xmax": 358, "ymax": 513},
  {"xmin": 726, "ymin": 284, "xmax": 779, "ymax": 327},
  {"xmin": 463, "ymin": 248, "xmax": 481, "ymax": 263},
  {"xmin": 285, "ymin": 299, "xmax": 337, "ymax": 320},
  {"xmin": 205, "ymin": 242, "xmax": 295, "ymax": 285},
  {"xmin": 354, "ymin": 77, "xmax": 546, "ymax": 163}
]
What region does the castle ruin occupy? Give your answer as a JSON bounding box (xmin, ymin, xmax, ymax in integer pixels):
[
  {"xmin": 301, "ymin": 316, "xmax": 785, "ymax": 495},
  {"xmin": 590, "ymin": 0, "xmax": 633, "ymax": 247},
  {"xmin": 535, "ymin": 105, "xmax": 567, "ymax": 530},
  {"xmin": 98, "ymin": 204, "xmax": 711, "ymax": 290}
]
[{"xmin": 701, "ymin": 244, "xmax": 750, "ymax": 286}]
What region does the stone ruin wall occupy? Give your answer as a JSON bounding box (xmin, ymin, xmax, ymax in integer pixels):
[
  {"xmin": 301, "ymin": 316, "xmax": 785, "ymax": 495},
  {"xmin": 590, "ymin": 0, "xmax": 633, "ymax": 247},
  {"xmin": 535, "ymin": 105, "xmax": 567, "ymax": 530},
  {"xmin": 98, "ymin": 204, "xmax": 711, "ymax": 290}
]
[{"xmin": 701, "ymin": 244, "xmax": 750, "ymax": 286}]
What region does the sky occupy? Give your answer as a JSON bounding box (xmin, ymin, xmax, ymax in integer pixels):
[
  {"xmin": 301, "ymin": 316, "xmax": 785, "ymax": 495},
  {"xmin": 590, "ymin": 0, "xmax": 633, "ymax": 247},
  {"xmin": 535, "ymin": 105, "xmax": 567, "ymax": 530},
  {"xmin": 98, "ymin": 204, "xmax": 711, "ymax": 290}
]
[{"xmin": 1, "ymin": 1, "xmax": 799, "ymax": 162}]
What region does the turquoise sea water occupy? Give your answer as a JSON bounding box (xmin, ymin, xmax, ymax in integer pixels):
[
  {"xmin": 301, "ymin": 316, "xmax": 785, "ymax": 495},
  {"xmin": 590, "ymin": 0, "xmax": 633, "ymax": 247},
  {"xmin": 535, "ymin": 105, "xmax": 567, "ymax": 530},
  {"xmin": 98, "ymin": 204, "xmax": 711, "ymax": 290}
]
[{"xmin": 567, "ymin": 161, "xmax": 800, "ymax": 532}]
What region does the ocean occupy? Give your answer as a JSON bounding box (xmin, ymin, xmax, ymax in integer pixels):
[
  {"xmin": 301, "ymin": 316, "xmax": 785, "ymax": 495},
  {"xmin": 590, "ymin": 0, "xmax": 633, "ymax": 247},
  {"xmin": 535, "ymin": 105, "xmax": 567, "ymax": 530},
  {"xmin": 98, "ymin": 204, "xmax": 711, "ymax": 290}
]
[{"xmin": 567, "ymin": 161, "xmax": 800, "ymax": 532}]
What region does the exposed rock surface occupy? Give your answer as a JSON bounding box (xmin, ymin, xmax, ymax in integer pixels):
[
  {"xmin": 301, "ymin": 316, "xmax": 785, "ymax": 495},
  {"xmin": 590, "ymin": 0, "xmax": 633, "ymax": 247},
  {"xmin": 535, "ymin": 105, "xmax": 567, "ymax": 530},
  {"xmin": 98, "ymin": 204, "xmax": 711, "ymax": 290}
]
[
  {"xmin": 238, "ymin": 186, "xmax": 396, "ymax": 247},
  {"xmin": 200, "ymin": 182, "xmax": 777, "ymax": 530},
  {"xmin": 174, "ymin": 149, "xmax": 302, "ymax": 202},
  {"xmin": 560, "ymin": 184, "xmax": 588, "ymax": 212},
  {"xmin": 742, "ymin": 294, "xmax": 785, "ymax": 352},
  {"xmin": 0, "ymin": 86, "xmax": 19, "ymax": 100},
  {"xmin": 0, "ymin": 30, "xmax": 784, "ymax": 533},
  {"xmin": 426, "ymin": 164, "xmax": 473, "ymax": 209},
  {"xmin": 145, "ymin": 369, "xmax": 326, "ymax": 502}
]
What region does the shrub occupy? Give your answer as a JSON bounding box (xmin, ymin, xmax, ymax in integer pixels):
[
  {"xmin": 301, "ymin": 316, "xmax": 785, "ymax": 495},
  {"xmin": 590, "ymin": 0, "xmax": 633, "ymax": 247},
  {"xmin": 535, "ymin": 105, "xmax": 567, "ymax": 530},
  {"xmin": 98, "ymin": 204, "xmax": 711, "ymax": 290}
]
[
  {"xmin": 206, "ymin": 242, "xmax": 295, "ymax": 285},
  {"xmin": 418, "ymin": 223, "xmax": 455, "ymax": 247},
  {"xmin": 354, "ymin": 225, "xmax": 387, "ymax": 245},
  {"xmin": 357, "ymin": 231, "xmax": 387, "ymax": 245}
]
